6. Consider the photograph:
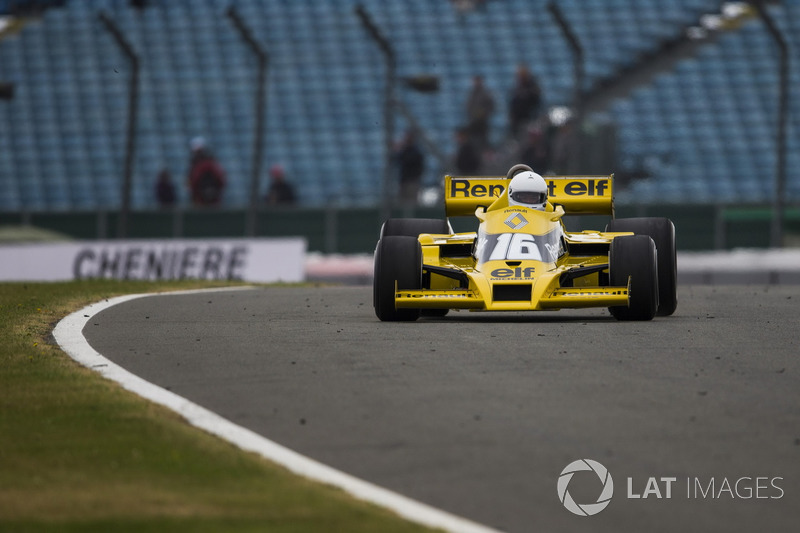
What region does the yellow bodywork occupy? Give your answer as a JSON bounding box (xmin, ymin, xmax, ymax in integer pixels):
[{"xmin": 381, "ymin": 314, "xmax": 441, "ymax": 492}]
[
  {"xmin": 394, "ymin": 250, "xmax": 630, "ymax": 312},
  {"xmin": 393, "ymin": 174, "xmax": 632, "ymax": 313},
  {"xmin": 444, "ymin": 175, "xmax": 615, "ymax": 217}
]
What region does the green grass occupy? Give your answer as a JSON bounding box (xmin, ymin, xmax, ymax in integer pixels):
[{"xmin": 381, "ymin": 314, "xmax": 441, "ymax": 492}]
[{"xmin": 0, "ymin": 281, "xmax": 435, "ymax": 532}]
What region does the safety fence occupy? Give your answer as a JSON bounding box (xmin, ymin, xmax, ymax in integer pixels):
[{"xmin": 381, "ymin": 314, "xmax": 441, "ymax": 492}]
[{"xmin": 2, "ymin": 203, "xmax": 799, "ymax": 253}]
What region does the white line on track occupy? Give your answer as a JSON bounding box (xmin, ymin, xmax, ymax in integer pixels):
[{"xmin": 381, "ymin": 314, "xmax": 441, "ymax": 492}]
[{"xmin": 53, "ymin": 287, "xmax": 501, "ymax": 533}]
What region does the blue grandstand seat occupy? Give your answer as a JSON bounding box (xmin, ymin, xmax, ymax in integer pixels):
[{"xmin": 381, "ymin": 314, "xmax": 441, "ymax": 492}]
[{"xmin": 0, "ymin": 0, "xmax": 797, "ymax": 210}]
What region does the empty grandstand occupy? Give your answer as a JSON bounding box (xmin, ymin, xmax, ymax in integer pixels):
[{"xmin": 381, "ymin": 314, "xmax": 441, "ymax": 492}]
[{"xmin": 0, "ymin": 0, "xmax": 797, "ymax": 216}]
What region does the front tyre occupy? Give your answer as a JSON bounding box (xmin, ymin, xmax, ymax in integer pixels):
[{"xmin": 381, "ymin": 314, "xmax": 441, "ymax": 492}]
[
  {"xmin": 373, "ymin": 236, "xmax": 422, "ymax": 321},
  {"xmin": 608, "ymin": 235, "xmax": 658, "ymax": 321},
  {"xmin": 606, "ymin": 217, "xmax": 677, "ymax": 316},
  {"xmin": 380, "ymin": 218, "xmax": 451, "ymax": 238}
]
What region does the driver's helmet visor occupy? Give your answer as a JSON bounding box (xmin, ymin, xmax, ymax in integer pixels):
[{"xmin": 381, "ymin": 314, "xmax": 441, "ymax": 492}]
[{"xmin": 510, "ymin": 190, "xmax": 546, "ymax": 205}]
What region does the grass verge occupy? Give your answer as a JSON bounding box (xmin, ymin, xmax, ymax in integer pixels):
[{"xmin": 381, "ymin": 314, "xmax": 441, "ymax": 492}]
[{"xmin": 0, "ymin": 280, "xmax": 434, "ymax": 532}]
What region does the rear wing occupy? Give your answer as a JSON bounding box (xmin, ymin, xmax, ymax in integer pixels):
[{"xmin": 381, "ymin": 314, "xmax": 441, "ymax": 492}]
[{"xmin": 444, "ymin": 175, "xmax": 614, "ymax": 217}]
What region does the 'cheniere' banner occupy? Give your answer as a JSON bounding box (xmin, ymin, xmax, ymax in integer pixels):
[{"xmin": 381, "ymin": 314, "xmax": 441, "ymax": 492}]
[{"xmin": 0, "ymin": 238, "xmax": 306, "ymax": 282}]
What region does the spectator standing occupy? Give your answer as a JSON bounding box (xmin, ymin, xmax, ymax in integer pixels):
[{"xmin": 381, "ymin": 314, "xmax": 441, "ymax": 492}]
[
  {"xmin": 265, "ymin": 164, "xmax": 296, "ymax": 205},
  {"xmin": 186, "ymin": 137, "xmax": 226, "ymax": 207},
  {"xmin": 508, "ymin": 65, "xmax": 542, "ymax": 139},
  {"xmin": 465, "ymin": 75, "xmax": 495, "ymax": 149},
  {"xmin": 450, "ymin": 0, "xmax": 487, "ymax": 14},
  {"xmin": 154, "ymin": 168, "xmax": 177, "ymax": 208},
  {"xmin": 453, "ymin": 126, "xmax": 482, "ymax": 174},
  {"xmin": 394, "ymin": 129, "xmax": 425, "ymax": 205},
  {"xmin": 551, "ymin": 119, "xmax": 579, "ymax": 174},
  {"xmin": 518, "ymin": 125, "xmax": 550, "ymax": 173}
]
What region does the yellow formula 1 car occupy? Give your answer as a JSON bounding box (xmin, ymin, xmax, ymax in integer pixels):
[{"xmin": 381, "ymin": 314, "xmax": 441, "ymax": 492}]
[{"xmin": 373, "ymin": 164, "xmax": 677, "ymax": 321}]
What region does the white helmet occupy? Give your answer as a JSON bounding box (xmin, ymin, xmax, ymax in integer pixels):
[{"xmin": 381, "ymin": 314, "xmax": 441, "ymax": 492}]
[{"xmin": 507, "ymin": 170, "xmax": 548, "ymax": 210}]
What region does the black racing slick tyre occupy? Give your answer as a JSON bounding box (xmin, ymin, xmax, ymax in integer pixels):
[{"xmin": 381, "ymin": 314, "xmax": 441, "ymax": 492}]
[
  {"xmin": 606, "ymin": 217, "xmax": 677, "ymax": 316},
  {"xmin": 608, "ymin": 235, "xmax": 658, "ymax": 321},
  {"xmin": 380, "ymin": 218, "xmax": 450, "ymax": 238},
  {"xmin": 506, "ymin": 164, "xmax": 534, "ymax": 180},
  {"xmin": 373, "ymin": 236, "xmax": 422, "ymax": 321}
]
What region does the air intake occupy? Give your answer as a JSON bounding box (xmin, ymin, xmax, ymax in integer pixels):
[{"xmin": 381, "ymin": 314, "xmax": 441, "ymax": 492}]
[{"xmin": 493, "ymin": 284, "xmax": 532, "ymax": 302}]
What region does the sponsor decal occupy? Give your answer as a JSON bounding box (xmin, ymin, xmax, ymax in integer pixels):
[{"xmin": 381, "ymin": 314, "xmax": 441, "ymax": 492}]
[
  {"xmin": 504, "ymin": 213, "xmax": 529, "ymax": 230},
  {"xmin": 449, "ymin": 178, "xmax": 610, "ymax": 198},
  {"xmin": 559, "ymin": 289, "xmax": 626, "ymax": 297},
  {"xmin": 0, "ymin": 238, "xmax": 305, "ymax": 282},
  {"xmin": 398, "ymin": 292, "xmax": 470, "ymax": 299},
  {"xmin": 491, "ymin": 266, "xmax": 536, "ymax": 279},
  {"xmin": 552, "ymin": 179, "xmax": 608, "ymax": 197},
  {"xmin": 73, "ymin": 246, "xmax": 247, "ymax": 281},
  {"xmin": 449, "ymin": 179, "xmax": 505, "ymax": 198}
]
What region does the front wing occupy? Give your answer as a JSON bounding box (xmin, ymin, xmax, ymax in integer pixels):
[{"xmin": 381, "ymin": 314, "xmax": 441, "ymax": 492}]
[
  {"xmin": 394, "ymin": 268, "xmax": 630, "ymax": 312},
  {"xmin": 395, "ymin": 286, "xmax": 629, "ymax": 311}
]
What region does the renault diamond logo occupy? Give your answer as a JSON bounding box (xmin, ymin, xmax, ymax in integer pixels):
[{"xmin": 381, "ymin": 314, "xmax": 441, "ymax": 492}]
[{"xmin": 504, "ymin": 213, "xmax": 528, "ymax": 229}]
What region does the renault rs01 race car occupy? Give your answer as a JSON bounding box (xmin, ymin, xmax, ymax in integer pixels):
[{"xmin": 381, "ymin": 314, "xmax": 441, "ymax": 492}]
[{"xmin": 373, "ymin": 164, "xmax": 677, "ymax": 321}]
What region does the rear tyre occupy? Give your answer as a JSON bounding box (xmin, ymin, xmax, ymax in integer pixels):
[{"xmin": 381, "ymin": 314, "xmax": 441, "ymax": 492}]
[
  {"xmin": 506, "ymin": 164, "xmax": 534, "ymax": 180},
  {"xmin": 380, "ymin": 218, "xmax": 450, "ymax": 238},
  {"xmin": 606, "ymin": 217, "xmax": 677, "ymax": 316},
  {"xmin": 373, "ymin": 236, "xmax": 422, "ymax": 321},
  {"xmin": 608, "ymin": 235, "xmax": 658, "ymax": 321}
]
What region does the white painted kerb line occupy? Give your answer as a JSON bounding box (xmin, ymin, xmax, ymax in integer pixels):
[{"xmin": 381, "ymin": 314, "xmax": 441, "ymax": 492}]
[{"xmin": 53, "ymin": 288, "xmax": 500, "ymax": 533}]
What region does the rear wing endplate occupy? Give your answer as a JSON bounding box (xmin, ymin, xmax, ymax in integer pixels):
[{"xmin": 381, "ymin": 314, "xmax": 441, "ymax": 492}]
[{"xmin": 444, "ymin": 175, "xmax": 614, "ymax": 217}]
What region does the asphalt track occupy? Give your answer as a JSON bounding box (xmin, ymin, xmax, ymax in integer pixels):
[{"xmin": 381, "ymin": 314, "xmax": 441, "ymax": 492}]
[{"xmin": 83, "ymin": 285, "xmax": 800, "ymax": 533}]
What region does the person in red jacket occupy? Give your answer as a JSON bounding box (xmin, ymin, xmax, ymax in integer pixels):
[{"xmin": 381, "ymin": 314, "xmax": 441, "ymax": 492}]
[{"xmin": 187, "ymin": 137, "xmax": 226, "ymax": 206}]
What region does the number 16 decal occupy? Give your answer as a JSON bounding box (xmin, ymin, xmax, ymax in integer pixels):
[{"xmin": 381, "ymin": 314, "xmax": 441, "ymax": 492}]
[{"xmin": 488, "ymin": 233, "xmax": 543, "ymax": 261}]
